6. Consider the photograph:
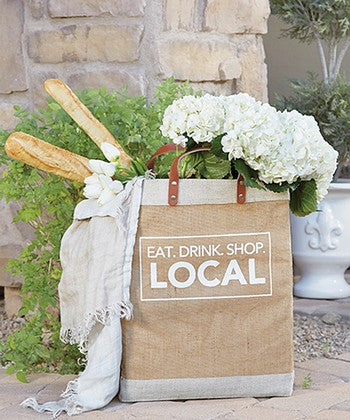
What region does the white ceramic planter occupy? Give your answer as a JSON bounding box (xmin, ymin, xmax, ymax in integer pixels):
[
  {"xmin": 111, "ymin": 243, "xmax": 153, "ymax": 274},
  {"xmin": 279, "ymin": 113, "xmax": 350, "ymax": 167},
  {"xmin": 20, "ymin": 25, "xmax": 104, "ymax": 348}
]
[{"xmin": 291, "ymin": 181, "xmax": 350, "ymax": 299}]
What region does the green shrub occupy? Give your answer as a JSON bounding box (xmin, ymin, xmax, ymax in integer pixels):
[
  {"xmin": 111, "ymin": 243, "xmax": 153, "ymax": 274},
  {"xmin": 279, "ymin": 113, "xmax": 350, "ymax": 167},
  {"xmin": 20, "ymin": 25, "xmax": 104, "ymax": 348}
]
[{"xmin": 0, "ymin": 79, "xmax": 195, "ymax": 379}]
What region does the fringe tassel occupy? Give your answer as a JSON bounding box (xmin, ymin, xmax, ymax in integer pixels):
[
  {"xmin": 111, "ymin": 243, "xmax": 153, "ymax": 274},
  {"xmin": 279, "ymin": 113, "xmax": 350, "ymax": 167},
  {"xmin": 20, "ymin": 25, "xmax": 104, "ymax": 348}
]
[
  {"xmin": 21, "ymin": 397, "xmax": 65, "ymax": 419},
  {"xmin": 21, "ymin": 303, "xmax": 130, "ymax": 418},
  {"xmin": 145, "ymin": 169, "xmax": 156, "ymax": 179},
  {"xmin": 21, "ymin": 397, "xmax": 47, "ymax": 413},
  {"xmin": 60, "ymin": 378, "xmax": 83, "ymax": 416},
  {"xmin": 20, "ymin": 378, "xmax": 83, "ymax": 418},
  {"xmin": 60, "ymin": 301, "xmax": 133, "ymax": 353}
]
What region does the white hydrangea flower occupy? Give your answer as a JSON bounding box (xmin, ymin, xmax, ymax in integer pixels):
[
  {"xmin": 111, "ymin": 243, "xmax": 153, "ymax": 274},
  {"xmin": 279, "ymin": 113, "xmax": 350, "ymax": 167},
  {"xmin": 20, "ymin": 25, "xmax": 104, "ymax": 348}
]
[
  {"xmin": 173, "ymin": 135, "xmax": 188, "ymax": 147},
  {"xmin": 221, "ymin": 105, "xmax": 338, "ymax": 201},
  {"xmin": 160, "ymin": 94, "xmax": 225, "ymax": 145},
  {"xmin": 161, "ymin": 92, "xmax": 338, "ymax": 204}
]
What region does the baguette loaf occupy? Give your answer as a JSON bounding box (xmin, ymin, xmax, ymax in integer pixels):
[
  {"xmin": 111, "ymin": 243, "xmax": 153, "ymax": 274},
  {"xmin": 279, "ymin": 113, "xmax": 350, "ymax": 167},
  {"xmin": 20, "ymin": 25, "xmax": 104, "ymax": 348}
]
[
  {"xmin": 5, "ymin": 132, "xmax": 92, "ymax": 182},
  {"xmin": 44, "ymin": 79, "xmax": 132, "ymax": 168}
]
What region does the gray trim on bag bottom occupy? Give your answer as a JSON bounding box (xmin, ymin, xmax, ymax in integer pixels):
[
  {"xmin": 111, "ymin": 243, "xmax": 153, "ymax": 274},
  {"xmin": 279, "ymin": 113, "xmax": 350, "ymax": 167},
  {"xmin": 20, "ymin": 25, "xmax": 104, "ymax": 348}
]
[{"xmin": 119, "ymin": 372, "xmax": 294, "ymax": 402}]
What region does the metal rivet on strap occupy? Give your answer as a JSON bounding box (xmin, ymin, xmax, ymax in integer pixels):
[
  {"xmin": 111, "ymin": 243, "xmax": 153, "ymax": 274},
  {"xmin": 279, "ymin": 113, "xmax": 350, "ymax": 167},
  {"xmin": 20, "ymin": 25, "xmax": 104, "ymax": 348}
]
[
  {"xmin": 171, "ymin": 181, "xmax": 177, "ymax": 186},
  {"xmin": 239, "ymin": 193, "xmax": 244, "ymax": 199},
  {"xmin": 171, "ymin": 195, "xmax": 177, "ymax": 200}
]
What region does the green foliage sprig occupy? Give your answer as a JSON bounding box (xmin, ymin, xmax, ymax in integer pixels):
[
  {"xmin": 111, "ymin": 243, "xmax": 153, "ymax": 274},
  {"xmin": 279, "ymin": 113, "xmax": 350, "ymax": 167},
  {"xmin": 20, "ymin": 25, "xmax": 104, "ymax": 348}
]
[{"xmin": 0, "ymin": 79, "xmax": 195, "ymax": 379}]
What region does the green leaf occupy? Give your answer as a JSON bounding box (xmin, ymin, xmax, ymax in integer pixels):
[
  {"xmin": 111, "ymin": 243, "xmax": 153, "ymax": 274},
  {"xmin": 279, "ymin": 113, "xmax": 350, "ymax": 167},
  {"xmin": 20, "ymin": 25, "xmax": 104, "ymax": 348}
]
[
  {"xmin": 131, "ymin": 158, "xmax": 147, "ymax": 175},
  {"xmin": 36, "ymin": 345, "xmax": 50, "ymax": 359},
  {"xmin": 48, "ymin": 103, "xmax": 61, "ymax": 112},
  {"xmin": 271, "ymin": 0, "xmax": 350, "ymax": 45},
  {"xmin": 99, "ymin": 86, "xmax": 107, "ymax": 96},
  {"xmin": 179, "ymin": 152, "xmax": 204, "ymax": 178},
  {"xmin": 6, "ymin": 365, "xmax": 15, "ymax": 375},
  {"xmin": 185, "ymin": 138, "xmax": 198, "ymax": 151},
  {"xmin": 234, "ymin": 159, "xmax": 265, "ymax": 190},
  {"xmin": 199, "ymin": 154, "xmax": 230, "ymax": 179},
  {"xmin": 290, "ymin": 179, "xmax": 318, "ymax": 216},
  {"xmin": 263, "ymin": 179, "xmax": 301, "ymax": 193},
  {"xmin": 16, "ymin": 371, "xmax": 28, "ymax": 383},
  {"xmin": 211, "ymin": 136, "xmax": 227, "ymax": 160}
]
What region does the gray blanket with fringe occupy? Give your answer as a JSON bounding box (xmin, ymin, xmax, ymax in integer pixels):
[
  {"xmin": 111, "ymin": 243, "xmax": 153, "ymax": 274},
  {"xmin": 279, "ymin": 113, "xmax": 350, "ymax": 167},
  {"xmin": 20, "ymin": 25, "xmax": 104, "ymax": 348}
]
[{"xmin": 21, "ymin": 178, "xmax": 144, "ymax": 417}]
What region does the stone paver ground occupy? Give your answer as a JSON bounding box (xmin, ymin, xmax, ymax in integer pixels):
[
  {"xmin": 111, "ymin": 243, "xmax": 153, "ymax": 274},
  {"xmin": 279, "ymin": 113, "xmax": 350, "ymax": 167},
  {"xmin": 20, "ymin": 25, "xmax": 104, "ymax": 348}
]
[
  {"xmin": 1, "ymin": 355, "xmax": 349, "ymax": 419},
  {"xmin": 294, "ymin": 296, "xmax": 350, "ymax": 321},
  {"xmin": 1, "ymin": 297, "xmax": 349, "ymax": 419}
]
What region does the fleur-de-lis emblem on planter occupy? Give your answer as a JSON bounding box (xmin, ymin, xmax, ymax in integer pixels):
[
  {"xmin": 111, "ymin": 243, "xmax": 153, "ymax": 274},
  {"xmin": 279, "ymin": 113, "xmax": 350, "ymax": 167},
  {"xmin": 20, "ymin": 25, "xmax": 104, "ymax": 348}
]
[{"xmin": 305, "ymin": 202, "xmax": 343, "ymax": 252}]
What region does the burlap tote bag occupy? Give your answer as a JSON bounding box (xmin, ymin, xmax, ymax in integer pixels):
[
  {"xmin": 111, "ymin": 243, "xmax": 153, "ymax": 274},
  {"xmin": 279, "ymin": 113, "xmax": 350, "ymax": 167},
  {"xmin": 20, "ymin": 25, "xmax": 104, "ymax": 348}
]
[{"xmin": 120, "ymin": 146, "xmax": 294, "ymax": 402}]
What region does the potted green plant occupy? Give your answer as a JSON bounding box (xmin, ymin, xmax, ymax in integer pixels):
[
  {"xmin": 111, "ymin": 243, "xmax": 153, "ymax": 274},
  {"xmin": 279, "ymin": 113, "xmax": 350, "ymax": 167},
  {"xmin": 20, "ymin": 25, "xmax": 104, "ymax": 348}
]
[{"xmin": 271, "ymin": 0, "xmax": 350, "ymax": 298}]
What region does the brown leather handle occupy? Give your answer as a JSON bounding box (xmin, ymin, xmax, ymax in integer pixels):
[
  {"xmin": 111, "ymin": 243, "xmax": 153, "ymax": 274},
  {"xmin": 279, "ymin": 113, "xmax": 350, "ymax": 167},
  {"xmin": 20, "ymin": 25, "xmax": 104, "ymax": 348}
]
[
  {"xmin": 237, "ymin": 175, "xmax": 246, "ymax": 204},
  {"xmin": 168, "ymin": 147, "xmax": 211, "ymax": 205},
  {"xmin": 168, "ymin": 147, "xmax": 246, "ymax": 206},
  {"xmin": 147, "ymin": 143, "xmax": 184, "ymax": 171},
  {"xmin": 147, "ymin": 143, "xmax": 247, "ymax": 206}
]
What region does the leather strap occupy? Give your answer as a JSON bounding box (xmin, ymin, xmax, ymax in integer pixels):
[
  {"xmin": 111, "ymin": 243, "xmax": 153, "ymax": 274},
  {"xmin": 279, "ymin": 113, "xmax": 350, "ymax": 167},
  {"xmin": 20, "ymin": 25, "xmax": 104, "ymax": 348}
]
[
  {"xmin": 146, "ymin": 143, "xmax": 184, "ymax": 171},
  {"xmin": 168, "ymin": 147, "xmax": 211, "ymax": 205},
  {"xmin": 147, "ymin": 143, "xmax": 246, "ymax": 206},
  {"xmin": 237, "ymin": 175, "xmax": 246, "ymax": 204}
]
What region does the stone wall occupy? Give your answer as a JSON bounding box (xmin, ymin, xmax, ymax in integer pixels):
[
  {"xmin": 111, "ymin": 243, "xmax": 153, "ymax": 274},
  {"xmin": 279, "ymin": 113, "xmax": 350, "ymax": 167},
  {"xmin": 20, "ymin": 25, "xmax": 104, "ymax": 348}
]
[
  {"xmin": 0, "ymin": 0, "xmax": 270, "ymax": 129},
  {"xmin": 0, "ymin": 0, "xmax": 270, "ymax": 313}
]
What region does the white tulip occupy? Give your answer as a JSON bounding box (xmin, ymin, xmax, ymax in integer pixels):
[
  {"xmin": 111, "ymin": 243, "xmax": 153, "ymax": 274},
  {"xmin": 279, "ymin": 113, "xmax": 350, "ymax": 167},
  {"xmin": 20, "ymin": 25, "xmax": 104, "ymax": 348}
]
[
  {"xmin": 84, "ymin": 173, "xmax": 100, "ymax": 185},
  {"xmin": 101, "ymin": 142, "xmax": 121, "ymax": 162},
  {"xmin": 110, "ymin": 180, "xmax": 124, "ymax": 194},
  {"xmin": 98, "ymin": 174, "xmax": 114, "ymax": 190},
  {"xmin": 84, "ymin": 175, "xmax": 124, "ymax": 206},
  {"xmin": 98, "ymin": 175, "xmax": 124, "ymax": 194},
  {"xmin": 83, "ymin": 183, "xmax": 103, "ymax": 199},
  {"xmin": 87, "ymin": 159, "xmax": 116, "ymax": 177},
  {"xmin": 84, "ymin": 158, "xmax": 125, "ymax": 205},
  {"xmin": 97, "ymin": 189, "xmax": 116, "ymax": 206}
]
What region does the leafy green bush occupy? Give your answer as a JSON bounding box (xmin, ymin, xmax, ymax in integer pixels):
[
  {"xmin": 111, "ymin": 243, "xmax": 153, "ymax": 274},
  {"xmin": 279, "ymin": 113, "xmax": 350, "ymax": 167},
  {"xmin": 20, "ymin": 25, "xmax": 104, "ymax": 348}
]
[
  {"xmin": 276, "ymin": 75, "xmax": 350, "ymax": 178},
  {"xmin": 271, "ymin": 0, "xmax": 350, "ymax": 84},
  {"xmin": 0, "ymin": 78, "xmax": 195, "ymax": 379}
]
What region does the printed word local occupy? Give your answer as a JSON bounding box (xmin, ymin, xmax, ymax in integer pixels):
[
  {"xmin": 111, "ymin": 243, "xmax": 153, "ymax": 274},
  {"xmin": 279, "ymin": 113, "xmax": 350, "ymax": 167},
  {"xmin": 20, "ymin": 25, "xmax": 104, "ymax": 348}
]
[{"xmin": 149, "ymin": 258, "xmax": 266, "ymax": 289}]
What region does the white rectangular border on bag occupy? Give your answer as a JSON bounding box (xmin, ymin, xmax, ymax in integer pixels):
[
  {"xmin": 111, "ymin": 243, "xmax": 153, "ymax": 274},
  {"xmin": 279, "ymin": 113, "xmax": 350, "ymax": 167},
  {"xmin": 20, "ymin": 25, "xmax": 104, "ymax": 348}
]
[{"xmin": 139, "ymin": 232, "xmax": 272, "ymax": 302}]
